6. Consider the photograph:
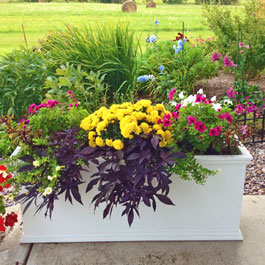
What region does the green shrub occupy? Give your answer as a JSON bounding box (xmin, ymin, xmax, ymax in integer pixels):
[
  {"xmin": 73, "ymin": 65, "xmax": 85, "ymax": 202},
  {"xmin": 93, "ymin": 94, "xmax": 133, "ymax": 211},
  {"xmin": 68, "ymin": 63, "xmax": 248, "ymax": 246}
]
[
  {"xmin": 203, "ymin": 0, "xmax": 265, "ymax": 79},
  {"xmin": 0, "ymin": 48, "xmax": 55, "ymax": 119},
  {"xmin": 138, "ymin": 40, "xmax": 219, "ymax": 100},
  {"xmin": 44, "ymin": 64, "xmax": 109, "ymax": 113},
  {"xmin": 40, "ymin": 23, "xmax": 140, "ymax": 100}
]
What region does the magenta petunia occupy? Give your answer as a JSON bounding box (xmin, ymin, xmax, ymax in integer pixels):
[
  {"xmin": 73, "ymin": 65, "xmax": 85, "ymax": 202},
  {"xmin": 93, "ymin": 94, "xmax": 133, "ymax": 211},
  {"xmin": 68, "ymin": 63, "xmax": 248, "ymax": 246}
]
[
  {"xmin": 175, "ymin": 104, "xmax": 182, "ymax": 111},
  {"xmin": 163, "ymin": 118, "xmax": 171, "ymax": 127},
  {"xmin": 194, "ymin": 121, "xmax": 206, "ymax": 133},
  {"xmin": 187, "ymin": 116, "xmax": 196, "ymax": 125},
  {"xmin": 171, "ymin": 112, "xmax": 179, "ymax": 119}
]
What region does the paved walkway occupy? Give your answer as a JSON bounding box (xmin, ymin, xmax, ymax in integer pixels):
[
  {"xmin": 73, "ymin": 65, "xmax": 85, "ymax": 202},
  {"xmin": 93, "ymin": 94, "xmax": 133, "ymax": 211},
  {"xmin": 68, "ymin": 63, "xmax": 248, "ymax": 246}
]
[{"xmin": 1, "ymin": 196, "xmax": 265, "ymax": 265}]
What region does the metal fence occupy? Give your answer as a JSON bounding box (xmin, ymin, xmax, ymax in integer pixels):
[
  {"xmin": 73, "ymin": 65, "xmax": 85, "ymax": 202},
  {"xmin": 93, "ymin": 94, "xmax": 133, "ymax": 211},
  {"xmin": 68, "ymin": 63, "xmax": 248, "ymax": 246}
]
[{"xmin": 238, "ymin": 110, "xmax": 265, "ymax": 143}]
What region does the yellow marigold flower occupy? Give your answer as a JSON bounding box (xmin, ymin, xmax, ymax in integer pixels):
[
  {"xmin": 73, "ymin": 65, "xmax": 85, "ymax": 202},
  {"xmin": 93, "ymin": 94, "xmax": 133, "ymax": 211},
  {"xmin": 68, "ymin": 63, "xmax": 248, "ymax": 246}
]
[
  {"xmin": 134, "ymin": 112, "xmax": 146, "ymax": 121},
  {"xmin": 121, "ymin": 102, "xmax": 132, "ymax": 108},
  {"xmin": 95, "ymin": 137, "xmax": 105, "ymax": 147},
  {"xmin": 153, "ymin": 124, "xmax": 162, "ymax": 131},
  {"xmin": 150, "ymin": 110, "xmax": 159, "ymax": 117},
  {"xmin": 91, "ymin": 118, "xmax": 99, "ymax": 128},
  {"xmin": 89, "ymin": 141, "xmax": 97, "ymax": 148},
  {"xmin": 139, "ymin": 99, "xmax": 152, "ymax": 108},
  {"xmin": 159, "ymin": 141, "xmax": 167, "ymax": 148},
  {"xmin": 140, "ymin": 122, "xmax": 151, "ymax": 134},
  {"xmin": 106, "ymin": 139, "xmax": 113, "ymax": 147},
  {"xmin": 165, "ymin": 130, "xmax": 172, "ymax": 139},
  {"xmin": 146, "ymin": 106, "xmax": 154, "ymax": 114},
  {"xmin": 156, "ymin": 130, "xmax": 165, "ymax": 137},
  {"xmin": 113, "ymin": 139, "xmax": 124, "ymax": 150},
  {"xmin": 155, "ymin": 104, "xmax": 166, "ymax": 112},
  {"xmin": 88, "ymin": 131, "xmax": 96, "ymax": 141}
]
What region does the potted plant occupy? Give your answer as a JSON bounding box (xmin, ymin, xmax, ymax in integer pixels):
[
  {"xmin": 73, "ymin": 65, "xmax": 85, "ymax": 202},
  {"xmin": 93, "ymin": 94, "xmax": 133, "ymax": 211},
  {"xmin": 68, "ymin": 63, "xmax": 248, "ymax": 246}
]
[{"xmin": 1, "ymin": 90, "xmax": 252, "ymax": 243}]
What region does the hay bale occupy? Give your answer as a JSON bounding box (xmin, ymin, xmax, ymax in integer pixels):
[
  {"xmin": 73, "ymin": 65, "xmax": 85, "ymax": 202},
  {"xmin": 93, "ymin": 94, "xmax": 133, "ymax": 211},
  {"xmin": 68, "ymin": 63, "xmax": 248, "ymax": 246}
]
[
  {"xmin": 146, "ymin": 1, "xmax": 156, "ymax": 8},
  {"xmin": 122, "ymin": 1, "xmax": 137, "ymax": 12}
]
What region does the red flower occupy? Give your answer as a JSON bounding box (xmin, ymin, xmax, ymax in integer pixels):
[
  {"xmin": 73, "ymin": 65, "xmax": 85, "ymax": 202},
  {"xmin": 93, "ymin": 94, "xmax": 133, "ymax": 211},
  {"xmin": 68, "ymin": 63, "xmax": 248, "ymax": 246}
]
[
  {"xmin": 0, "ymin": 165, "xmax": 6, "ymax": 171},
  {"xmin": 4, "ymin": 212, "xmax": 18, "ymax": 227},
  {"xmin": 0, "ymin": 216, "xmax": 5, "ymax": 232},
  {"xmin": 194, "ymin": 121, "xmax": 206, "ymax": 133}
]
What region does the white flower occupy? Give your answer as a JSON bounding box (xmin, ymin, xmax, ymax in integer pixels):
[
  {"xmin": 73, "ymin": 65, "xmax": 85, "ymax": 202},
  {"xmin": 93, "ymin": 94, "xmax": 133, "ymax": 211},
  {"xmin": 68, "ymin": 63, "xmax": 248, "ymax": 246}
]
[
  {"xmin": 170, "ymin": 100, "xmax": 177, "ymax": 106},
  {"xmin": 43, "ymin": 187, "xmax": 52, "ymax": 196},
  {"xmin": 47, "ymin": 175, "xmax": 53, "ymax": 181},
  {"xmin": 178, "ymin": 92, "xmax": 185, "ymax": 99},
  {"xmin": 33, "ymin": 160, "xmax": 40, "ymax": 167},
  {"xmin": 212, "ymin": 103, "xmax": 222, "ymax": 111},
  {"xmin": 224, "ymin": 99, "xmax": 233, "ymax": 105},
  {"xmin": 56, "ymin": 166, "xmax": 61, "ymax": 171},
  {"xmin": 2, "ymin": 171, "xmax": 8, "ymax": 178},
  {"xmin": 211, "ymin": 96, "xmax": 217, "ymax": 102},
  {"xmin": 197, "ymin": 89, "xmax": 204, "ymax": 94}
]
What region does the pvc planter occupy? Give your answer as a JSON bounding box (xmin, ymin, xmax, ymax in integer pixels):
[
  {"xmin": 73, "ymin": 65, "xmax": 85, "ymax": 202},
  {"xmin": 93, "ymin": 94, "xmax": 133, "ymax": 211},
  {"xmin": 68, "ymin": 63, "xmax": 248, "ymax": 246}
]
[{"xmin": 20, "ymin": 145, "xmax": 252, "ymax": 243}]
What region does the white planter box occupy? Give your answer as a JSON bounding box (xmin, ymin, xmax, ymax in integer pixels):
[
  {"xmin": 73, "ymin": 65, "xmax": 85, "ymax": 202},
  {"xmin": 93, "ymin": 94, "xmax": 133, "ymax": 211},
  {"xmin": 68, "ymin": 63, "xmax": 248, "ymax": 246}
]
[{"xmin": 20, "ymin": 145, "xmax": 252, "ymax": 243}]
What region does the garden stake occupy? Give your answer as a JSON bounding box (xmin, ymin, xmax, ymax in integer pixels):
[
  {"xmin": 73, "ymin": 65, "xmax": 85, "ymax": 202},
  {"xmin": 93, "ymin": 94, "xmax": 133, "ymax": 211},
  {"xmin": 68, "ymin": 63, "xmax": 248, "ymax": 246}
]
[{"xmin": 22, "ymin": 24, "xmax": 28, "ymax": 50}]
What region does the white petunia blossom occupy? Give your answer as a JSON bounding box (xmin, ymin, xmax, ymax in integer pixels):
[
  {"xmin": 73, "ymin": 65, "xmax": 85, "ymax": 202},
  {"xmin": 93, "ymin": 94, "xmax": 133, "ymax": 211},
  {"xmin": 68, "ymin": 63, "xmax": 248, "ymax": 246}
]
[
  {"xmin": 212, "ymin": 103, "xmax": 222, "ymax": 111},
  {"xmin": 47, "ymin": 175, "xmax": 53, "ymax": 181},
  {"xmin": 197, "ymin": 89, "xmax": 204, "ymax": 94},
  {"xmin": 33, "ymin": 160, "xmax": 40, "ymax": 167},
  {"xmin": 43, "ymin": 187, "xmax": 53, "ymax": 196},
  {"xmin": 211, "ymin": 96, "xmax": 217, "ymax": 102},
  {"xmin": 178, "ymin": 92, "xmax": 185, "ymax": 99},
  {"xmin": 224, "ymin": 99, "xmax": 233, "ymax": 105}
]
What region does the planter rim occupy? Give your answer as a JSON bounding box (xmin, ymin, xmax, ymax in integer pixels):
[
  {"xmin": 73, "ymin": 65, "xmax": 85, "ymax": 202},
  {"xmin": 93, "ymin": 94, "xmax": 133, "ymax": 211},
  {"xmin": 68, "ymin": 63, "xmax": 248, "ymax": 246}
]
[{"xmin": 195, "ymin": 144, "xmax": 252, "ymax": 164}]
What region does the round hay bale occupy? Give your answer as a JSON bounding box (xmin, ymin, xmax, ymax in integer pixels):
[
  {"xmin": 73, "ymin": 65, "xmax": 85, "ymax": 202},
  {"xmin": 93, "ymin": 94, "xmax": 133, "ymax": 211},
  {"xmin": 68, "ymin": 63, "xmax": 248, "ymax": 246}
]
[
  {"xmin": 146, "ymin": 1, "xmax": 156, "ymax": 8},
  {"xmin": 122, "ymin": 1, "xmax": 137, "ymax": 12}
]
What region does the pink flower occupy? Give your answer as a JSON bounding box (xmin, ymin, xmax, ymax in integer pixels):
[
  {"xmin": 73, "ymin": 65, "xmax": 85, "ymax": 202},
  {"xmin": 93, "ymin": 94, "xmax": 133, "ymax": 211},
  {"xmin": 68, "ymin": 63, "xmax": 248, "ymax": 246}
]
[
  {"xmin": 216, "ymin": 126, "xmax": 222, "ymax": 134},
  {"xmin": 209, "ymin": 128, "xmax": 218, "ymax": 136},
  {"xmin": 239, "ymin": 42, "xmax": 244, "ymax": 48},
  {"xmin": 245, "ymin": 45, "xmax": 249, "ymax": 49},
  {"xmin": 75, "ymin": 103, "xmax": 79, "ymax": 107},
  {"xmin": 241, "ymin": 125, "xmax": 247, "ymax": 135},
  {"xmin": 224, "ymin": 113, "xmax": 233, "ymax": 124},
  {"xmin": 163, "ymin": 118, "xmax": 171, "ymax": 127},
  {"xmin": 171, "ymin": 112, "xmax": 179, "ymax": 119},
  {"xmin": 187, "ymin": 116, "xmax": 196, "ymax": 125},
  {"xmin": 209, "ymin": 126, "xmax": 221, "ymax": 136},
  {"xmin": 194, "ymin": 121, "xmax": 206, "ymax": 133},
  {"xmin": 223, "ymin": 55, "xmax": 237, "ymax": 68},
  {"xmin": 211, "ymin": 51, "xmax": 222, "ymax": 62},
  {"xmin": 69, "ymin": 104, "xmax": 73, "ymax": 107},
  {"xmin": 157, "ymin": 118, "xmax": 162, "ymax": 124},
  {"xmin": 168, "ymin": 89, "xmax": 176, "ymax": 100},
  {"xmin": 67, "ymin": 90, "xmax": 74, "ymax": 98},
  {"xmin": 175, "ymin": 104, "xmax": 181, "ymax": 111},
  {"xmin": 227, "ymin": 87, "xmax": 238, "ymax": 99},
  {"xmin": 199, "ymin": 136, "xmax": 202, "ymax": 140},
  {"xmin": 195, "ymin": 94, "xmax": 203, "ymax": 103}
]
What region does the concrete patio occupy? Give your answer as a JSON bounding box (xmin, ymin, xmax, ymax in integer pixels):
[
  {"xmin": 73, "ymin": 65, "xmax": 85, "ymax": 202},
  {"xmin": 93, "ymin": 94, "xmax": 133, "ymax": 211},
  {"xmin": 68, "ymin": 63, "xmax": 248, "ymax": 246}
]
[{"xmin": 1, "ymin": 195, "xmax": 264, "ymax": 265}]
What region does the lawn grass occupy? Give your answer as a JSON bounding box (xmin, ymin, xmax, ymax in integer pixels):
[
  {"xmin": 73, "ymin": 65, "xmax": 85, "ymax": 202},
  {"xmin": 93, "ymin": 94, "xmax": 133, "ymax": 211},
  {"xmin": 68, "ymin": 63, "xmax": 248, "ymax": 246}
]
[{"xmin": 0, "ymin": 2, "xmax": 243, "ymax": 56}]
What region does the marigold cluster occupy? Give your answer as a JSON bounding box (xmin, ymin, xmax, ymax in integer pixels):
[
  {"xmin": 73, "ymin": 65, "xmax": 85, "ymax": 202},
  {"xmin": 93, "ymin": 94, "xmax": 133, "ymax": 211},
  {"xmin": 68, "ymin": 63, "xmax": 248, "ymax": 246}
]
[{"xmin": 80, "ymin": 100, "xmax": 172, "ymax": 150}]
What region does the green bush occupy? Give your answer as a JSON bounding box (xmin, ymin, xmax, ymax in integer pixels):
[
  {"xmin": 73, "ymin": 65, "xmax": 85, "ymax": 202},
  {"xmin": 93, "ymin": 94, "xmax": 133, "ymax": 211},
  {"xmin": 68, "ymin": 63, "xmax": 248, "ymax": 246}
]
[
  {"xmin": 0, "ymin": 48, "xmax": 55, "ymax": 119},
  {"xmin": 40, "ymin": 23, "xmax": 140, "ymax": 100},
  {"xmin": 138, "ymin": 40, "xmax": 219, "ymax": 100},
  {"xmin": 44, "ymin": 64, "xmax": 109, "ymax": 113},
  {"xmin": 203, "ymin": 0, "xmax": 265, "ymax": 79}
]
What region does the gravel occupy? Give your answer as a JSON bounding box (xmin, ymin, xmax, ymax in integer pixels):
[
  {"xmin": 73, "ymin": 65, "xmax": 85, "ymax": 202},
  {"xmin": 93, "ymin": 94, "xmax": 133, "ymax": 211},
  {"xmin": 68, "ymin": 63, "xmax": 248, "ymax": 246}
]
[{"xmin": 245, "ymin": 142, "xmax": 265, "ymax": 195}]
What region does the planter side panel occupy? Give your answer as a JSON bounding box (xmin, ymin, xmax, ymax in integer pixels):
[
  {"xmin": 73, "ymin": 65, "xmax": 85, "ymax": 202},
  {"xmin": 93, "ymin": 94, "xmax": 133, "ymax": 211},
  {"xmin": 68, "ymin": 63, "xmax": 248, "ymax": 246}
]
[{"xmin": 21, "ymin": 151, "xmax": 251, "ymax": 242}]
